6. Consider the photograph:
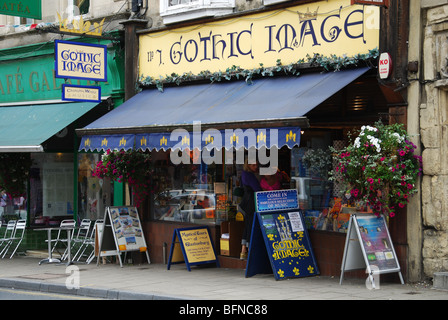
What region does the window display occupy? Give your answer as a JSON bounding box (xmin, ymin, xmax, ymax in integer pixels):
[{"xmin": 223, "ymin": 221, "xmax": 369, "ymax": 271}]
[
  {"xmin": 30, "ymin": 153, "xmax": 74, "ymax": 225},
  {"xmin": 151, "ymin": 150, "xmax": 236, "ymax": 225},
  {"xmin": 78, "ymin": 153, "xmax": 113, "ymax": 221}
]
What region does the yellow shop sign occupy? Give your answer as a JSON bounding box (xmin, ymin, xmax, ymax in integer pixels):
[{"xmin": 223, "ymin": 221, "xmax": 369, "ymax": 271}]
[{"xmin": 139, "ymin": 0, "xmax": 379, "ymax": 79}]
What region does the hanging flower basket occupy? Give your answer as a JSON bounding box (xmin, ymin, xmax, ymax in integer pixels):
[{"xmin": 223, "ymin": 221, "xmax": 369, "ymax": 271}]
[
  {"xmin": 330, "ymin": 121, "xmax": 422, "ymax": 218},
  {"xmin": 92, "ymin": 150, "xmax": 153, "ymax": 207}
]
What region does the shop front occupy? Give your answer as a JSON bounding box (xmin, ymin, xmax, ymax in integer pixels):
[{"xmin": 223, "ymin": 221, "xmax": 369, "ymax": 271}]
[
  {"xmin": 77, "ymin": 0, "xmax": 396, "ymax": 275},
  {"xmin": 0, "ymin": 35, "xmax": 124, "ymax": 249}
]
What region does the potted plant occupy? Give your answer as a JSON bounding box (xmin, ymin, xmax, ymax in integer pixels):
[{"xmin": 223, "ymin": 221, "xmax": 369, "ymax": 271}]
[{"xmin": 330, "ymin": 121, "xmax": 422, "ymax": 218}]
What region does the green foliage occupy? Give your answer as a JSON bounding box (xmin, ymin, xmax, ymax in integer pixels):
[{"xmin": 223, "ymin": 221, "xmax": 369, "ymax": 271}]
[{"xmin": 138, "ymin": 48, "xmax": 379, "ymax": 90}]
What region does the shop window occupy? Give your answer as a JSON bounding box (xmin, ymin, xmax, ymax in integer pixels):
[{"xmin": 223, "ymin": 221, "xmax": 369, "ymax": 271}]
[
  {"xmin": 30, "ymin": 153, "xmax": 75, "ymax": 226},
  {"xmin": 160, "ymin": 0, "xmax": 235, "ymax": 24},
  {"xmin": 151, "ymin": 150, "xmax": 225, "ymax": 224},
  {"xmin": 0, "ymin": 191, "xmax": 26, "ymax": 223},
  {"xmin": 74, "ymin": 0, "xmax": 90, "ymax": 15},
  {"xmin": 78, "ymin": 153, "xmax": 113, "ymax": 221}
]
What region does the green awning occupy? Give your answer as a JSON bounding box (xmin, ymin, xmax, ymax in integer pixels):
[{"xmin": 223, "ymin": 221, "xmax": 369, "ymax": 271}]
[{"xmin": 0, "ymin": 101, "xmax": 98, "ymax": 152}]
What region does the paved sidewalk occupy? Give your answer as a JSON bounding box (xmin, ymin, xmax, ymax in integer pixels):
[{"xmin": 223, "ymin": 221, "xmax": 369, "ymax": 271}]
[{"xmin": 0, "ymin": 255, "xmax": 447, "ymax": 300}]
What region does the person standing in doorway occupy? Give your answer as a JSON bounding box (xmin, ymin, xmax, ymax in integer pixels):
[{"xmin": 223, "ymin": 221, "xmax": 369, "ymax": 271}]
[{"xmin": 239, "ymin": 159, "xmax": 261, "ymax": 259}]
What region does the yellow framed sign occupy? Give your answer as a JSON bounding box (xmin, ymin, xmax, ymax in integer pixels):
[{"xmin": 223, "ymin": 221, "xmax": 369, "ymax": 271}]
[
  {"xmin": 139, "ymin": 0, "xmax": 380, "ymax": 79},
  {"xmin": 167, "ymin": 226, "xmax": 219, "ymax": 271}
]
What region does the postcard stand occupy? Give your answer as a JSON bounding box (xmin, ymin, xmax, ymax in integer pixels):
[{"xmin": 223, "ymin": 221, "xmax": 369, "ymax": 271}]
[
  {"xmin": 97, "ymin": 206, "xmax": 150, "ymax": 268},
  {"xmin": 340, "ymin": 214, "xmax": 404, "ymax": 289}
]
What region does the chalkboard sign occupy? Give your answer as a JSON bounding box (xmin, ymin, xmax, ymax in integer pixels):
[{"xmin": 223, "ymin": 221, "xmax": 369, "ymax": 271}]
[
  {"xmin": 97, "ymin": 206, "xmax": 150, "ymax": 267},
  {"xmin": 340, "ymin": 214, "xmax": 404, "ymax": 288},
  {"xmin": 167, "ymin": 226, "xmax": 220, "ymax": 271},
  {"xmin": 246, "ymin": 190, "xmax": 319, "ymax": 280}
]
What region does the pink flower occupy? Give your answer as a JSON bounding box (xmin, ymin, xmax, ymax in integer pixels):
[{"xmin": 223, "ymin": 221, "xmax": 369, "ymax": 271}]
[{"xmin": 399, "ymin": 150, "xmax": 406, "ymax": 156}]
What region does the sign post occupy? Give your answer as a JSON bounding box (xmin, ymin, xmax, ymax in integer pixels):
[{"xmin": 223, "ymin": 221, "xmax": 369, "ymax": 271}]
[
  {"xmin": 167, "ymin": 226, "xmax": 219, "ymax": 271},
  {"xmin": 245, "ymin": 189, "xmax": 319, "ymax": 280},
  {"xmin": 340, "ymin": 214, "xmax": 404, "ymax": 288},
  {"xmin": 97, "ymin": 206, "xmax": 150, "ymax": 267}
]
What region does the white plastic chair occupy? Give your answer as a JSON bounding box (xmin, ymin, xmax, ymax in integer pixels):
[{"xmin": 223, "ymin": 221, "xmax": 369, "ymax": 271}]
[
  {"xmin": 1, "ymin": 219, "xmax": 26, "ymax": 259},
  {"xmin": 0, "ymin": 220, "xmax": 17, "ymax": 255},
  {"xmin": 49, "ymin": 219, "xmax": 76, "ymax": 257}
]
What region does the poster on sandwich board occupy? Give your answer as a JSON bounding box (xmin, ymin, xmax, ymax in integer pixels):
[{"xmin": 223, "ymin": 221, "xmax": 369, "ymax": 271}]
[
  {"xmin": 97, "ymin": 206, "xmax": 150, "ymax": 267},
  {"xmin": 339, "ymin": 214, "xmax": 404, "ymax": 288}
]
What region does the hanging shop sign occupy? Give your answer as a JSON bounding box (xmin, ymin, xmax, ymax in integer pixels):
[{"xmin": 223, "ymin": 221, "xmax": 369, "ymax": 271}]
[
  {"xmin": 62, "ymin": 84, "xmax": 101, "ymax": 103},
  {"xmin": 246, "ymin": 190, "xmax": 319, "ymax": 280},
  {"xmin": 167, "ymin": 226, "xmax": 219, "ymax": 271},
  {"xmin": 55, "ymin": 40, "xmax": 108, "ymax": 82},
  {"xmin": 0, "ymin": 0, "xmax": 42, "ymax": 19},
  {"xmin": 339, "ymin": 214, "xmax": 404, "ymax": 288},
  {"xmin": 378, "ymin": 52, "xmax": 392, "ymax": 79},
  {"xmin": 351, "ymin": 0, "xmax": 389, "ymax": 7},
  {"xmin": 97, "ymin": 206, "xmax": 150, "ymax": 267},
  {"xmin": 0, "ymin": 41, "xmax": 120, "ymax": 104},
  {"xmin": 139, "ymin": 0, "xmax": 380, "ymax": 79}
]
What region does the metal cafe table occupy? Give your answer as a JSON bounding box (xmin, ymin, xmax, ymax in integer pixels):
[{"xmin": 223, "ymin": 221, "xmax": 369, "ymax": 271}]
[{"xmin": 36, "ymin": 221, "xmax": 75, "ymax": 266}]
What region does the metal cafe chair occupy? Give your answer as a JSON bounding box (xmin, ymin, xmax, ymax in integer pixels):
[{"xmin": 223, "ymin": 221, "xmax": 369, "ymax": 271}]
[
  {"xmin": 0, "ymin": 220, "xmax": 17, "ymax": 255},
  {"xmin": 48, "ymin": 219, "xmax": 76, "ymax": 258},
  {"xmin": 67, "ymin": 219, "xmax": 91, "ymax": 261},
  {"xmin": 1, "ymin": 219, "xmax": 26, "ymax": 259},
  {"xmin": 75, "ymin": 219, "xmax": 103, "ymax": 264}
]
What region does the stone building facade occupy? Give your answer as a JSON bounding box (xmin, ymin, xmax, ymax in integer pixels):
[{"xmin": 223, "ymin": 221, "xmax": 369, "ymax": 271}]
[{"xmin": 411, "ymin": 0, "xmax": 448, "ymax": 279}]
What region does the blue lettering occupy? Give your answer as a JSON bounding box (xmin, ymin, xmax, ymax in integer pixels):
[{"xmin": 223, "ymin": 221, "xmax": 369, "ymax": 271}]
[
  {"xmin": 320, "ymin": 7, "xmax": 342, "ymax": 43},
  {"xmin": 344, "ymin": 9, "xmax": 366, "ymax": 44},
  {"xmin": 276, "ymin": 24, "xmax": 297, "ymax": 52}
]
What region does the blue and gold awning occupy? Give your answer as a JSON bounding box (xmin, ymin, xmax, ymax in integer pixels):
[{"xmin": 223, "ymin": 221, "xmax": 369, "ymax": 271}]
[
  {"xmin": 134, "ymin": 127, "xmax": 301, "ymax": 151},
  {"xmin": 79, "ymin": 134, "xmax": 135, "ymax": 151},
  {"xmin": 79, "ymin": 127, "xmax": 301, "ymax": 151},
  {"xmin": 77, "ymin": 68, "xmax": 369, "ymax": 152}
]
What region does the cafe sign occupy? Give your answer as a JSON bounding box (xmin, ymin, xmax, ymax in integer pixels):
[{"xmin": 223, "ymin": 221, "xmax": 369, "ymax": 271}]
[
  {"xmin": 0, "ymin": 0, "xmax": 42, "ymax": 19},
  {"xmin": 139, "ymin": 0, "xmax": 380, "ymax": 79},
  {"xmin": 55, "ymin": 40, "xmax": 107, "ymax": 82}
]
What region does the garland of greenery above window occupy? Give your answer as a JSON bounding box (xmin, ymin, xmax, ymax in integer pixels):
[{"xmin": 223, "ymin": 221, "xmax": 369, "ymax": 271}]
[{"xmin": 138, "ymin": 48, "xmax": 379, "ymax": 92}]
